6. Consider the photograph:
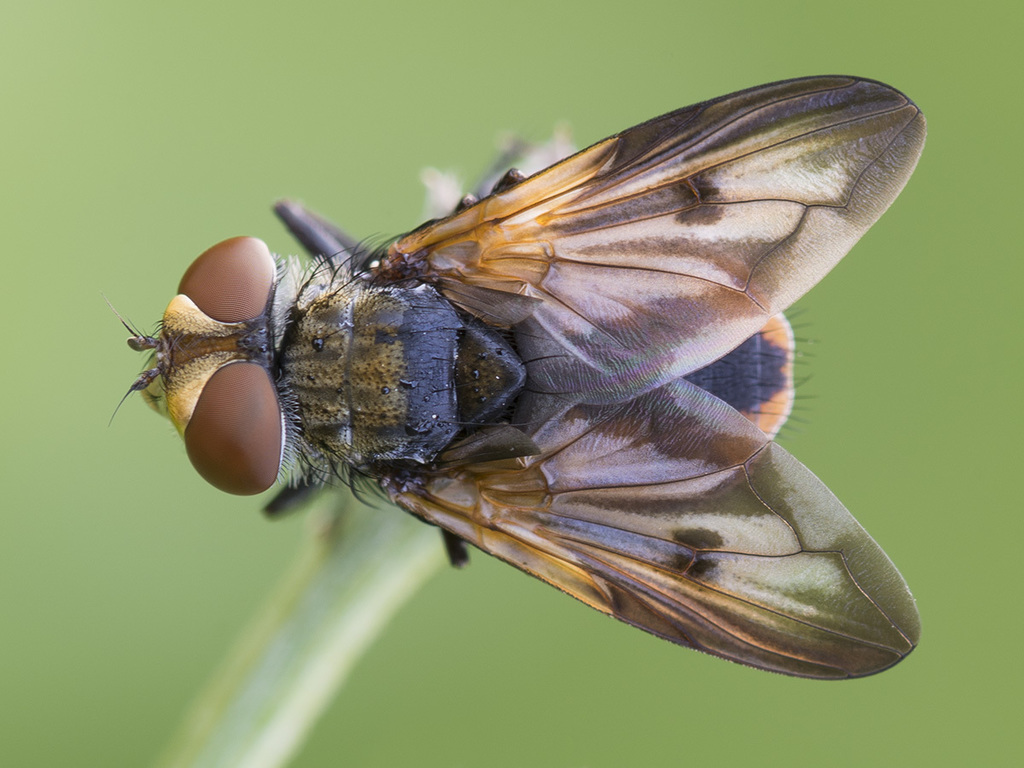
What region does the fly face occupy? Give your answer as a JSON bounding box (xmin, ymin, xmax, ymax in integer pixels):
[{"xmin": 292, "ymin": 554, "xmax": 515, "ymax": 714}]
[
  {"xmin": 125, "ymin": 76, "xmax": 925, "ymax": 678},
  {"xmin": 128, "ymin": 236, "xmax": 285, "ymax": 494}
]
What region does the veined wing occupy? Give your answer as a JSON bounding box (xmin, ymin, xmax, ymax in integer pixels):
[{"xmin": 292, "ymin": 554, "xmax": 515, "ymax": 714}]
[
  {"xmin": 387, "ymin": 380, "xmax": 919, "ymax": 678},
  {"xmin": 385, "ymin": 76, "xmax": 925, "ymax": 402}
]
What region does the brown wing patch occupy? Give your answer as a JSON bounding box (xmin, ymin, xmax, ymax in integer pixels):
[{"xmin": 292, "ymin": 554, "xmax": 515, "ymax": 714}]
[
  {"xmin": 375, "ymin": 76, "xmax": 923, "ymax": 677},
  {"xmin": 387, "ymin": 379, "xmax": 918, "ymax": 678},
  {"xmin": 382, "ymin": 77, "xmax": 924, "ymax": 403}
]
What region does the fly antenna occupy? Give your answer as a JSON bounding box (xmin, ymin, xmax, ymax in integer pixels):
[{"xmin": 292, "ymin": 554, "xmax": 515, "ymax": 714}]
[
  {"xmin": 105, "ymin": 293, "xmax": 161, "ymax": 425},
  {"xmin": 103, "ymin": 293, "xmax": 158, "ymax": 351},
  {"xmin": 109, "ymin": 367, "xmax": 161, "ymax": 426}
]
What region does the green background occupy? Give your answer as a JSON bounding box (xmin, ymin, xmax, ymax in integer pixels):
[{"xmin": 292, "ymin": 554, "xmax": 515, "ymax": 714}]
[{"xmin": 2, "ymin": 0, "xmax": 1018, "ymax": 765}]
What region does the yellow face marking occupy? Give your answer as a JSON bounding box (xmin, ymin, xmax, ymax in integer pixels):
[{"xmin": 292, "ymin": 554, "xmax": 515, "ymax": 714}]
[{"xmin": 156, "ymin": 294, "xmax": 261, "ymax": 434}]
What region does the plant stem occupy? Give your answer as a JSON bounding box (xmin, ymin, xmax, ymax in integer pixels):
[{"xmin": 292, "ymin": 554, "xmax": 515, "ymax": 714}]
[{"xmin": 155, "ymin": 496, "xmax": 446, "ymax": 768}]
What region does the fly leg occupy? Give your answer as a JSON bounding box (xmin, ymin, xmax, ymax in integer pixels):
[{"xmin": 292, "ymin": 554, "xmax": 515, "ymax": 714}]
[
  {"xmin": 274, "ymin": 199, "xmax": 364, "ymax": 270},
  {"xmin": 441, "ymin": 529, "xmax": 469, "ymax": 568}
]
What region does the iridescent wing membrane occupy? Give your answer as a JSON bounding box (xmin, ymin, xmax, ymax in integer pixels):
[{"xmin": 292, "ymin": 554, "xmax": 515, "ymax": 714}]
[
  {"xmin": 387, "ymin": 76, "xmax": 923, "ymax": 403},
  {"xmin": 381, "ymin": 76, "xmax": 924, "ymax": 678}
]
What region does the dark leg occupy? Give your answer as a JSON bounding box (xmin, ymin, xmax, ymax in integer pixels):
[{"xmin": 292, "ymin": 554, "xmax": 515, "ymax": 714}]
[
  {"xmin": 274, "ymin": 199, "xmax": 363, "ymax": 269},
  {"xmin": 489, "ymin": 168, "xmax": 527, "ymax": 194},
  {"xmin": 263, "ymin": 483, "xmax": 324, "ymax": 518},
  {"xmin": 441, "ymin": 529, "xmax": 470, "ymax": 568}
]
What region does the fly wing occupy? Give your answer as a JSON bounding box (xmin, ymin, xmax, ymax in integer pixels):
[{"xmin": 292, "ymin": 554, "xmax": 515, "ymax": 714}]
[
  {"xmin": 388, "ymin": 380, "xmax": 919, "ymax": 679},
  {"xmin": 385, "ymin": 76, "xmax": 925, "ymax": 402}
]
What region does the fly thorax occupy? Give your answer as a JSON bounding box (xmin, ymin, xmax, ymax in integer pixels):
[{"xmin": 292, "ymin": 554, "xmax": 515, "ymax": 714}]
[{"xmin": 281, "ymin": 282, "xmax": 462, "ymax": 470}]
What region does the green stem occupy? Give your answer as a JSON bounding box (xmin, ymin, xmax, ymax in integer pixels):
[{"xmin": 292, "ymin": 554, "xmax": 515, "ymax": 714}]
[{"xmin": 155, "ymin": 497, "xmax": 446, "ymax": 768}]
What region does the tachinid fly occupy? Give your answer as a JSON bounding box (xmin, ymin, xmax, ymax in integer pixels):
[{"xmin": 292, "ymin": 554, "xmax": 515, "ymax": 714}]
[{"xmin": 125, "ymin": 76, "xmax": 924, "ymax": 678}]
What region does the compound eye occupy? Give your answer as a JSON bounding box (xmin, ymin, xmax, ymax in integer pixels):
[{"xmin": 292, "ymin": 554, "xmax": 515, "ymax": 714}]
[
  {"xmin": 179, "ymin": 237, "xmax": 276, "ymax": 323},
  {"xmin": 184, "ymin": 362, "xmax": 283, "ymax": 495}
]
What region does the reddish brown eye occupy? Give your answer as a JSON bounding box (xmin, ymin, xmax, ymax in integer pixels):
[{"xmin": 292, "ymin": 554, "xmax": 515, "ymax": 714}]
[
  {"xmin": 184, "ymin": 362, "xmax": 283, "ymax": 495},
  {"xmin": 179, "ymin": 237, "xmax": 276, "ymax": 323}
]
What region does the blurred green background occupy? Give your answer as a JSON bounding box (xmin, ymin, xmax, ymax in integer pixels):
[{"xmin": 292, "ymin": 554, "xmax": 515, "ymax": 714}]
[{"xmin": 2, "ymin": 0, "xmax": 1018, "ymax": 765}]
